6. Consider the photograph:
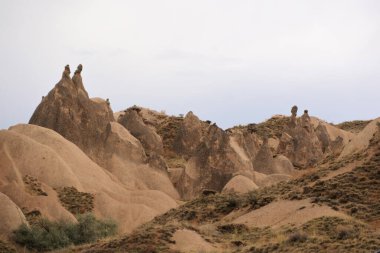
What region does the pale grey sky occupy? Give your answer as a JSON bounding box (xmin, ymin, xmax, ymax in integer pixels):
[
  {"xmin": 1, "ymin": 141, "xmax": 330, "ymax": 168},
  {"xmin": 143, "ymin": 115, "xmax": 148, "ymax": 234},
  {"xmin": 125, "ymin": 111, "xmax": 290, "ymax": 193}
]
[{"xmin": 1, "ymin": 0, "xmax": 379, "ymax": 130}]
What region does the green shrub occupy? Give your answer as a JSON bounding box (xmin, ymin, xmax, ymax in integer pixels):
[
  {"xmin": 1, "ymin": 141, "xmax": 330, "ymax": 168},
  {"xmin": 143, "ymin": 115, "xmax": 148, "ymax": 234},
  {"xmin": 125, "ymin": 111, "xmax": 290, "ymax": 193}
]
[{"xmin": 13, "ymin": 213, "xmax": 117, "ymax": 252}]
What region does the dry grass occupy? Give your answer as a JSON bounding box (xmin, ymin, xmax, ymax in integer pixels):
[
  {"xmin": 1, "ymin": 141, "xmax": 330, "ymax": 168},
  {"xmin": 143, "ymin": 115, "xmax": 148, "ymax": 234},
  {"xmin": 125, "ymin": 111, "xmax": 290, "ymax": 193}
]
[
  {"xmin": 246, "ymin": 217, "xmax": 380, "ymax": 253},
  {"xmin": 335, "ymin": 120, "xmax": 371, "ymax": 133},
  {"xmin": 301, "ymin": 150, "xmax": 380, "ymax": 221},
  {"xmin": 228, "ymin": 116, "xmax": 289, "ymax": 139},
  {"xmin": 23, "ymin": 174, "xmax": 48, "ymax": 196},
  {"xmin": 64, "ymin": 126, "xmax": 380, "ymax": 253},
  {"xmin": 156, "ymin": 116, "xmax": 183, "ymax": 156},
  {"xmin": 56, "ymin": 187, "xmax": 94, "ymax": 215},
  {"xmin": 0, "ymin": 240, "xmax": 16, "ymax": 253}
]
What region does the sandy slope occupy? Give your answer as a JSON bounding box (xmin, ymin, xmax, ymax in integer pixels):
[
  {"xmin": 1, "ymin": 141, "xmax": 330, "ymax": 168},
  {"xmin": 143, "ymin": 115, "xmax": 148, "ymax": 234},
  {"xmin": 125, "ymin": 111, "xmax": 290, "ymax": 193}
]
[
  {"xmin": 339, "ymin": 117, "xmax": 380, "ymax": 158},
  {"xmin": 222, "ymin": 175, "xmax": 259, "ymax": 194},
  {"xmin": 0, "ymin": 192, "xmax": 27, "ymax": 241},
  {"xmin": 0, "ymin": 124, "xmax": 178, "ymax": 236},
  {"xmin": 311, "ymin": 117, "xmax": 355, "ymax": 145},
  {"xmin": 232, "ymin": 199, "xmax": 348, "ymax": 229},
  {"xmin": 171, "ymin": 229, "xmax": 218, "ymax": 253}
]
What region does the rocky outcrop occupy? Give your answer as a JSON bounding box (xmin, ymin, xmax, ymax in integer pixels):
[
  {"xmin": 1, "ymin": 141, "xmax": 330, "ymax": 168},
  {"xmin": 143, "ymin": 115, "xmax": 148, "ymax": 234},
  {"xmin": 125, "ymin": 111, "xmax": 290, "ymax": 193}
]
[
  {"xmin": 28, "ymin": 65, "xmax": 179, "ymax": 199},
  {"xmin": 119, "ymin": 106, "xmax": 300, "ymax": 199},
  {"xmin": 166, "ymin": 121, "xmax": 255, "ymax": 199},
  {"xmin": 29, "ymin": 64, "xmax": 114, "ymax": 160},
  {"xmin": 117, "ymin": 108, "xmax": 164, "ymax": 155},
  {"xmin": 174, "ymin": 111, "xmax": 207, "ymax": 156},
  {"xmin": 253, "ymin": 137, "xmax": 294, "ymax": 175},
  {"xmin": 222, "ymin": 175, "xmax": 259, "ymax": 194},
  {"xmin": 119, "ymin": 108, "xmax": 258, "ymax": 199},
  {"xmin": 277, "ymin": 108, "xmax": 325, "ymax": 168}
]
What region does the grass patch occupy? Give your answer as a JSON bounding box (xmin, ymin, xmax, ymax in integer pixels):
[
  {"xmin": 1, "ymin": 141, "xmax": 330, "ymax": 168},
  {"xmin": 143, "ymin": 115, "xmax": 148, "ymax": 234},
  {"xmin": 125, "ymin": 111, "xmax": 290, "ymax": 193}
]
[
  {"xmin": 56, "ymin": 186, "xmax": 94, "ymax": 215},
  {"xmin": 335, "ymin": 120, "xmax": 371, "ymax": 133},
  {"xmin": 13, "ymin": 213, "xmax": 116, "ymax": 252},
  {"xmin": 228, "ymin": 116, "xmax": 289, "ymax": 139}
]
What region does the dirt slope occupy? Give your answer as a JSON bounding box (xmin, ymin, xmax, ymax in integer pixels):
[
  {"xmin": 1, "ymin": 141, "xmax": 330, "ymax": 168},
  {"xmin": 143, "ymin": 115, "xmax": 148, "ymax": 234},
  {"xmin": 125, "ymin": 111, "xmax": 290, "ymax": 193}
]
[{"xmin": 0, "ymin": 124, "xmax": 177, "ymax": 236}]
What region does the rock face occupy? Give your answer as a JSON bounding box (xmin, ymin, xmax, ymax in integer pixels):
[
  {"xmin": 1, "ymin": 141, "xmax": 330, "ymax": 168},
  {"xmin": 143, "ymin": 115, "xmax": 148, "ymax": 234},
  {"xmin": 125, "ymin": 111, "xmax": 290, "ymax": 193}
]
[
  {"xmin": 222, "ymin": 175, "xmax": 259, "ymax": 194},
  {"xmin": 178, "ymin": 124, "xmax": 254, "ymax": 199},
  {"xmin": 117, "ymin": 107, "xmax": 164, "ymax": 155},
  {"xmin": 29, "ymin": 64, "xmax": 114, "ymax": 160},
  {"xmin": 277, "ymin": 108, "xmax": 325, "ymax": 168},
  {"xmin": 115, "ymin": 108, "xmax": 259, "ymax": 199},
  {"xmin": 28, "ymin": 65, "xmax": 179, "ymax": 199}
]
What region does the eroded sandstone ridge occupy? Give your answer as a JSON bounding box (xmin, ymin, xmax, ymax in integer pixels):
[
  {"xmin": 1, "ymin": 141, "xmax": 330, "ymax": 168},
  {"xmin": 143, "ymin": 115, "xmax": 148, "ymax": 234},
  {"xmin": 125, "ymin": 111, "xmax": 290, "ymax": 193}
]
[
  {"xmin": 29, "ymin": 64, "xmax": 114, "ymax": 160},
  {"xmin": 277, "ymin": 107, "xmax": 324, "ymax": 168},
  {"xmin": 2, "ymin": 65, "xmax": 372, "ymax": 247}
]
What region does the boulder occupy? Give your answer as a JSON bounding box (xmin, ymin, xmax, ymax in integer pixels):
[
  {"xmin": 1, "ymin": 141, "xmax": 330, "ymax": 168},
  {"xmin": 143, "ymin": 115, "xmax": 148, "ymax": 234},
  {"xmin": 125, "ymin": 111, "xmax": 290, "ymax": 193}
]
[{"xmin": 222, "ymin": 175, "xmax": 259, "ymax": 194}]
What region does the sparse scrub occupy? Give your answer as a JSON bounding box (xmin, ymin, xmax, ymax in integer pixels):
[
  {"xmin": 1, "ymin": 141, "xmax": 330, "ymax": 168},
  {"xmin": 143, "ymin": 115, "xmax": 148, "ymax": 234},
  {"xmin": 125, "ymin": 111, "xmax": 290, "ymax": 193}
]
[
  {"xmin": 56, "ymin": 186, "xmax": 94, "ymax": 215},
  {"xmin": 287, "ymin": 231, "xmax": 308, "ymax": 244},
  {"xmin": 217, "ymin": 224, "xmax": 248, "ymax": 234},
  {"xmin": 227, "ymin": 116, "xmax": 289, "ymax": 139},
  {"xmin": 13, "ymin": 213, "xmax": 117, "ymax": 252},
  {"xmin": 335, "ymin": 120, "xmax": 371, "ymax": 133},
  {"xmin": 336, "ymin": 225, "xmax": 355, "ymax": 240},
  {"xmin": 0, "ymin": 240, "xmax": 16, "ymax": 253}
]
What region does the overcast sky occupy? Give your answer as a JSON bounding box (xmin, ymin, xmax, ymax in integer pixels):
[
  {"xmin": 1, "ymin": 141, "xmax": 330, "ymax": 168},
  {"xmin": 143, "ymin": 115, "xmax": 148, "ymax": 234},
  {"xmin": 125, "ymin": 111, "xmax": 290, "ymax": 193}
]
[{"xmin": 0, "ymin": 0, "xmax": 379, "ymax": 130}]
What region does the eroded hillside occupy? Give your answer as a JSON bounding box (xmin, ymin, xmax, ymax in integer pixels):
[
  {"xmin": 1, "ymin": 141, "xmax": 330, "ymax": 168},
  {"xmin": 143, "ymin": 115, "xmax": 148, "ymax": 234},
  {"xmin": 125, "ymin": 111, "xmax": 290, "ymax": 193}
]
[
  {"xmin": 75, "ymin": 122, "xmax": 380, "ymax": 253},
  {"xmin": 0, "ymin": 65, "xmax": 379, "ymax": 253}
]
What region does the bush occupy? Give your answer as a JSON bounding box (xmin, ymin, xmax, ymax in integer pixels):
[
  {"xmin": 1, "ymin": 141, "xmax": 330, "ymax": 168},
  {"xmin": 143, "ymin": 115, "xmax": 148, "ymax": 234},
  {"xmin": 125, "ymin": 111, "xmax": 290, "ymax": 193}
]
[
  {"xmin": 287, "ymin": 231, "xmax": 308, "ymax": 244},
  {"xmin": 215, "ymin": 195, "xmax": 239, "ymax": 214},
  {"xmin": 336, "ymin": 225, "xmax": 354, "ymax": 240},
  {"xmin": 13, "ymin": 213, "xmax": 117, "ymax": 252}
]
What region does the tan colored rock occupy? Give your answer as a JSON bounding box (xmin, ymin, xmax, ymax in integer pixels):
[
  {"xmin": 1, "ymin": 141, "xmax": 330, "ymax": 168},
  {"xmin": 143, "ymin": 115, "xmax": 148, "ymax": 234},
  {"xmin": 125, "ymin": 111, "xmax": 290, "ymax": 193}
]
[
  {"xmin": 28, "ymin": 65, "xmax": 179, "ymax": 199},
  {"xmin": 171, "ymin": 229, "xmax": 218, "ymax": 253},
  {"xmin": 278, "ymin": 107, "xmax": 324, "ymax": 168},
  {"xmin": 72, "ymin": 64, "xmax": 89, "ymax": 98},
  {"xmin": 339, "ymin": 118, "xmax": 380, "ymax": 159},
  {"xmin": 0, "ymin": 192, "xmax": 27, "ymax": 240},
  {"xmin": 118, "ymin": 108, "xmax": 164, "ymax": 155},
  {"xmin": 176, "ymin": 124, "xmax": 255, "ymax": 199},
  {"xmin": 62, "ymin": 64, "xmax": 70, "ymax": 79},
  {"xmin": 174, "ymin": 111, "xmax": 206, "ymax": 155},
  {"xmin": 29, "ymin": 65, "xmax": 115, "ymax": 161},
  {"xmin": 232, "ymin": 199, "xmax": 348, "ymax": 228},
  {"xmin": 253, "ymin": 172, "xmax": 291, "ymax": 187},
  {"xmin": 253, "ymin": 137, "xmax": 294, "ymax": 175},
  {"xmin": 310, "ymin": 117, "xmax": 354, "ymax": 146},
  {"xmin": 0, "ymin": 124, "xmax": 178, "ymax": 234},
  {"xmin": 222, "ymin": 175, "xmax": 259, "ymax": 194}
]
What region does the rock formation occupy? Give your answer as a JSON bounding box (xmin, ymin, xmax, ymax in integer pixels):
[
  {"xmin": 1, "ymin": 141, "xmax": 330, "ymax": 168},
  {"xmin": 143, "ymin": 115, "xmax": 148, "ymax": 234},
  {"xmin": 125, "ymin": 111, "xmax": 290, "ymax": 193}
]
[
  {"xmin": 62, "ymin": 64, "xmax": 71, "ymax": 79},
  {"xmin": 116, "ymin": 107, "xmax": 258, "ymax": 199},
  {"xmin": 29, "ymin": 65, "xmax": 114, "ymax": 160},
  {"xmin": 0, "ymin": 124, "xmax": 177, "ymax": 235},
  {"xmin": 253, "ymin": 136, "xmax": 294, "ymax": 175},
  {"xmin": 278, "ymin": 107, "xmax": 324, "ymax": 168},
  {"xmin": 0, "ymin": 192, "xmax": 27, "ymax": 240},
  {"xmin": 29, "ymin": 65, "xmax": 179, "ymax": 199},
  {"xmin": 222, "ymin": 175, "xmax": 259, "ymax": 194},
  {"xmin": 289, "ymin": 105, "xmax": 298, "ymax": 127},
  {"xmin": 118, "ymin": 107, "xmax": 164, "ymax": 155}
]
